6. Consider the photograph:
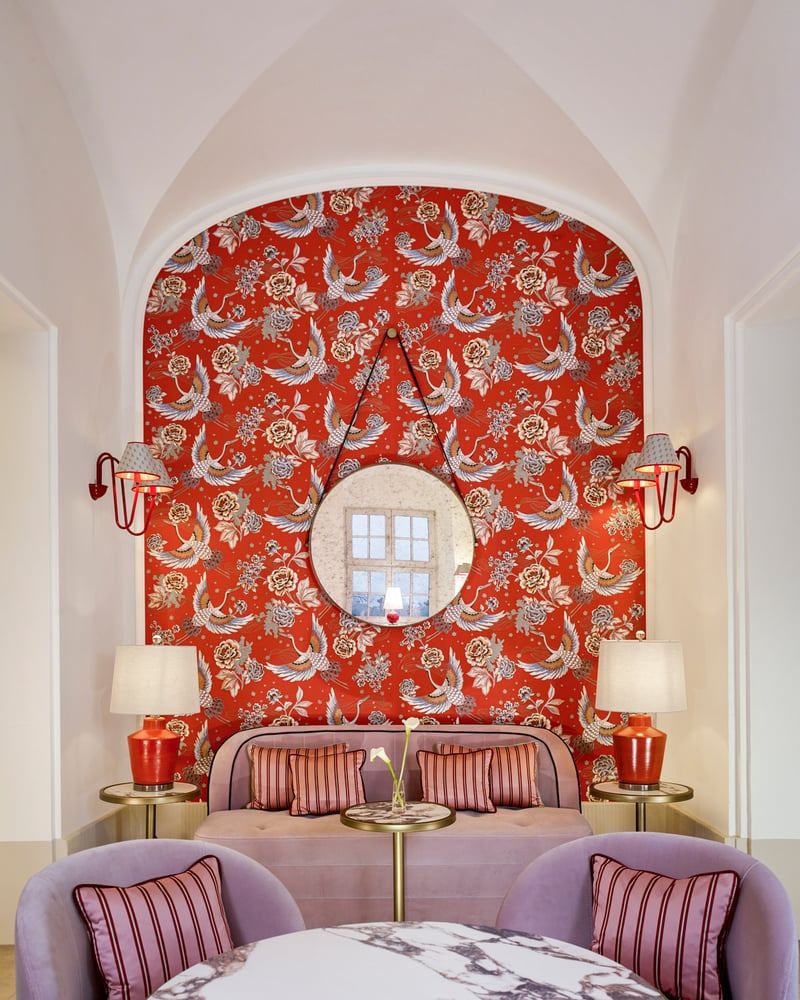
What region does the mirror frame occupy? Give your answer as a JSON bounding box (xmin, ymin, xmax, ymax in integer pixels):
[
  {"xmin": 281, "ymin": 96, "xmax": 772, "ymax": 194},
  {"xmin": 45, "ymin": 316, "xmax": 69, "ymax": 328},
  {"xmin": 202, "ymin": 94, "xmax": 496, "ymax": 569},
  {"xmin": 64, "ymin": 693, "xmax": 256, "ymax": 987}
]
[{"xmin": 308, "ymin": 462, "xmax": 475, "ymax": 627}]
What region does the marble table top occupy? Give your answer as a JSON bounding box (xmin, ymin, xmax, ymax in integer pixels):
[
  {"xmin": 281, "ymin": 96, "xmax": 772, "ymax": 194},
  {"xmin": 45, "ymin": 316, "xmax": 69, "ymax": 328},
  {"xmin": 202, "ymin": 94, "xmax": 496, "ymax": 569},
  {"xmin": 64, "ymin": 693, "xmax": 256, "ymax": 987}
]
[{"xmin": 150, "ymin": 920, "xmax": 663, "ymax": 999}]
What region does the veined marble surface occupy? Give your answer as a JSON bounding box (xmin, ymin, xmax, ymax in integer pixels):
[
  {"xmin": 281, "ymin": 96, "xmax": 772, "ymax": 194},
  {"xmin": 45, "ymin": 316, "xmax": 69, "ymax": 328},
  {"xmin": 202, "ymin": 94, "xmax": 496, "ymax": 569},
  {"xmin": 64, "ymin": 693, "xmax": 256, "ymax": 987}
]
[{"xmin": 150, "ymin": 921, "xmax": 663, "ymax": 999}]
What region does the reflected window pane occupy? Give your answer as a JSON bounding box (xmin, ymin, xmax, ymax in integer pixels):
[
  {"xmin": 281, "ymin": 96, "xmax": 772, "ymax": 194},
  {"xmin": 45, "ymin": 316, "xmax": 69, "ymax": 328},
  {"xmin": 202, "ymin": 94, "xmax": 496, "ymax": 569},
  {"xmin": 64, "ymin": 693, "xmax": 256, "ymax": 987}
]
[
  {"xmin": 395, "ymin": 538, "xmax": 411, "ymax": 561},
  {"xmin": 370, "ymin": 514, "xmax": 385, "ymax": 534},
  {"xmin": 370, "ymin": 571, "xmax": 386, "ymax": 593},
  {"xmin": 411, "ymin": 596, "xmax": 430, "ymax": 617},
  {"xmin": 351, "ymin": 594, "xmax": 368, "ymax": 616},
  {"xmin": 395, "ymin": 515, "xmax": 410, "ymax": 538},
  {"xmin": 412, "ymin": 540, "xmax": 429, "ymax": 561},
  {"xmin": 352, "ymin": 537, "xmax": 369, "ymax": 559},
  {"xmin": 395, "ymin": 571, "xmax": 410, "ymax": 592},
  {"xmin": 353, "ymin": 571, "xmax": 369, "ymax": 591},
  {"xmin": 352, "ymin": 514, "xmax": 368, "ymax": 535},
  {"xmin": 412, "ymin": 516, "xmax": 429, "ymax": 538},
  {"xmin": 413, "ymin": 572, "xmax": 429, "ymax": 593},
  {"xmin": 369, "ymin": 595, "xmax": 384, "ymax": 616},
  {"xmin": 369, "ymin": 538, "xmax": 386, "ymax": 559}
]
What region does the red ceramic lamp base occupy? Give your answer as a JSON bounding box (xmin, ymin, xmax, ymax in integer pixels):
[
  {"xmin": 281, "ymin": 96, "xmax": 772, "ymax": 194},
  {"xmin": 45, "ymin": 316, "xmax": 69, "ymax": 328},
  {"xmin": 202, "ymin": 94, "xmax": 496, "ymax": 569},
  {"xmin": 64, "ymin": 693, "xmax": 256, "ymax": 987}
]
[
  {"xmin": 128, "ymin": 716, "xmax": 180, "ymax": 791},
  {"xmin": 612, "ymin": 714, "xmax": 666, "ymax": 791}
]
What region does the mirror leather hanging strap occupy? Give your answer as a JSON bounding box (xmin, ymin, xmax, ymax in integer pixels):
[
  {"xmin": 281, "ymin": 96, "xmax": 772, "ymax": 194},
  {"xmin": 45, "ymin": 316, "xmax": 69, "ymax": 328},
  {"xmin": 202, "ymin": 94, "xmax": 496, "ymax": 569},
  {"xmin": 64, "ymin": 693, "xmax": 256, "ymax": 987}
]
[{"xmin": 320, "ymin": 326, "xmax": 466, "ymax": 503}]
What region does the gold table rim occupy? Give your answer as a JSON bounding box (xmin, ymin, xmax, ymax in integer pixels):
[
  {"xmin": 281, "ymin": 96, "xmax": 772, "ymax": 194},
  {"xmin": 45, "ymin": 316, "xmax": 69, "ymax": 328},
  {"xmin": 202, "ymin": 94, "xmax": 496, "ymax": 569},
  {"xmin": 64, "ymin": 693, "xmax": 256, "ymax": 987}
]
[{"xmin": 340, "ymin": 802, "xmax": 456, "ymax": 834}]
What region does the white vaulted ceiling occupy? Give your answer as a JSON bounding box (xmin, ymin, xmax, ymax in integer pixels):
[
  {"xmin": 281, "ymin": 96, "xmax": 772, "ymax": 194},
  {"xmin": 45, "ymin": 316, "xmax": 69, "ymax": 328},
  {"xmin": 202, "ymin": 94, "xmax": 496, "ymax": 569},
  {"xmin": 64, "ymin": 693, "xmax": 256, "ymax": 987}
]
[{"xmin": 20, "ymin": 0, "xmax": 748, "ymax": 289}]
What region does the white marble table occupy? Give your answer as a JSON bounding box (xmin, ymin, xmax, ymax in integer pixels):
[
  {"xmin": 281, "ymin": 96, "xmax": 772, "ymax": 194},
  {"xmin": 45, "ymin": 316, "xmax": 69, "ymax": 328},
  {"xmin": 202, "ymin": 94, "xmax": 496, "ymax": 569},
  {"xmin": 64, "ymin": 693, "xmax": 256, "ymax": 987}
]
[{"xmin": 149, "ymin": 920, "xmax": 664, "ymax": 999}]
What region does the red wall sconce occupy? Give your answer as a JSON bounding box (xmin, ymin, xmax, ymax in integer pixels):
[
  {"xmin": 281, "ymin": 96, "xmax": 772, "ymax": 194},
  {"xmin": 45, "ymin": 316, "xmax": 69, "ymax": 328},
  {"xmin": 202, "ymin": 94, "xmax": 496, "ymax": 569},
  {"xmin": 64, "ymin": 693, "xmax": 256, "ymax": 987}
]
[
  {"xmin": 617, "ymin": 433, "xmax": 698, "ymax": 530},
  {"xmin": 89, "ymin": 441, "xmax": 174, "ymax": 536}
]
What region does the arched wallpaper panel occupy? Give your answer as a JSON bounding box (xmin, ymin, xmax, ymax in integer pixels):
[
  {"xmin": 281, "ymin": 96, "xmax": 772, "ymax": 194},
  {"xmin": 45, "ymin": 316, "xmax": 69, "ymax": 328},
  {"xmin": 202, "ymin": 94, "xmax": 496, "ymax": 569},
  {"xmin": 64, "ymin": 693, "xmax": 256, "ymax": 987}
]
[{"xmin": 141, "ymin": 185, "xmax": 645, "ymax": 798}]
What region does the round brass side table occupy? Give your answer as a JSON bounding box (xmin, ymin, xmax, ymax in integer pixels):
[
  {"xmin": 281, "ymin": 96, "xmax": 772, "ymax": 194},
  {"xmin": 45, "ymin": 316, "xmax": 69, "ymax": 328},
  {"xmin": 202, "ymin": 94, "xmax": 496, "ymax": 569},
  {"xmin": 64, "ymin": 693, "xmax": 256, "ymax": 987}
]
[
  {"xmin": 340, "ymin": 801, "xmax": 455, "ymax": 920},
  {"xmin": 100, "ymin": 781, "xmax": 199, "ymax": 838},
  {"xmin": 590, "ymin": 780, "xmax": 693, "ymax": 832}
]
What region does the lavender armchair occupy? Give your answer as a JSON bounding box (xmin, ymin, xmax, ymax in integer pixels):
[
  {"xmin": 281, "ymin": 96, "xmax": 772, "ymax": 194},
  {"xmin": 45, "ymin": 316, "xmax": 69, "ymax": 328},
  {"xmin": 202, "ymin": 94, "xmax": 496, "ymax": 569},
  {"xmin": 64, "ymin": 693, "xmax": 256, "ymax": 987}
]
[
  {"xmin": 497, "ymin": 831, "xmax": 798, "ymax": 1000},
  {"xmin": 15, "ymin": 838, "xmax": 304, "ymax": 1000}
]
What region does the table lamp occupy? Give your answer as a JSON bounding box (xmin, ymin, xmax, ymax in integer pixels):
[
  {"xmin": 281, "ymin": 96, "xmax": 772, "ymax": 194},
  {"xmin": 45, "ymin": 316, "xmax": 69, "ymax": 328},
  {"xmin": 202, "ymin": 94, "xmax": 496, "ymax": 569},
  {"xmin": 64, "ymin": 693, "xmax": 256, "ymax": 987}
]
[
  {"xmin": 384, "ymin": 586, "xmax": 404, "ymax": 624},
  {"xmin": 110, "ymin": 644, "xmax": 199, "ymax": 791},
  {"xmin": 596, "ymin": 635, "xmax": 687, "ymax": 790}
]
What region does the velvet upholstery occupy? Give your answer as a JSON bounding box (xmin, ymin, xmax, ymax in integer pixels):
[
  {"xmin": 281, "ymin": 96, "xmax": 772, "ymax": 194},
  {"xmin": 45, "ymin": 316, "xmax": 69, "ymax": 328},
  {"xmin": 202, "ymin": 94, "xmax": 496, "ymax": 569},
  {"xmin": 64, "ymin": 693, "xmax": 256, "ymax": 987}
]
[
  {"xmin": 496, "ymin": 831, "xmax": 799, "ymax": 1000},
  {"xmin": 194, "ymin": 724, "xmax": 592, "ymax": 927},
  {"xmin": 14, "ymin": 839, "xmax": 304, "ymax": 1000}
]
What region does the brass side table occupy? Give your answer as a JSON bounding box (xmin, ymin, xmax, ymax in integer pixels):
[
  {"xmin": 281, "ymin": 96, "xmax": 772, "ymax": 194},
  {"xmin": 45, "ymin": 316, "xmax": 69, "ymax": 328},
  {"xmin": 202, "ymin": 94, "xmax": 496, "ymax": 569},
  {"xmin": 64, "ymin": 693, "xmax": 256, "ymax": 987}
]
[
  {"xmin": 340, "ymin": 801, "xmax": 455, "ymax": 921},
  {"xmin": 100, "ymin": 781, "xmax": 199, "ymax": 838},
  {"xmin": 590, "ymin": 780, "xmax": 693, "ymax": 832}
]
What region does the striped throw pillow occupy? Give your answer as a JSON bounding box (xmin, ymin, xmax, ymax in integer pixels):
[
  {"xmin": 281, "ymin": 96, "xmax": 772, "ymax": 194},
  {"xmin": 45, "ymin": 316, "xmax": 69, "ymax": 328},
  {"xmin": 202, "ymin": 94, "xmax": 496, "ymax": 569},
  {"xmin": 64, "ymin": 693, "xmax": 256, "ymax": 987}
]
[
  {"xmin": 73, "ymin": 855, "xmax": 233, "ymax": 1000},
  {"xmin": 247, "ymin": 743, "xmax": 348, "ymax": 810},
  {"xmin": 288, "ymin": 748, "xmax": 367, "ymax": 815},
  {"xmin": 591, "ymin": 853, "xmax": 740, "ymax": 1000},
  {"xmin": 436, "ymin": 742, "xmax": 542, "ymax": 807},
  {"xmin": 417, "ymin": 747, "xmax": 496, "ymax": 812}
]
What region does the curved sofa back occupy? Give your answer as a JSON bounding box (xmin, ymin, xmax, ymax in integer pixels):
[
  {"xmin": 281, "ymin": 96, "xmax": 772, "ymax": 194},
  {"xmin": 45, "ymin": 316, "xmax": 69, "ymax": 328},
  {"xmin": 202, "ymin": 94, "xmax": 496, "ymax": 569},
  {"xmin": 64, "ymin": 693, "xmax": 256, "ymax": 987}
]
[{"xmin": 205, "ymin": 724, "xmax": 581, "ymax": 812}]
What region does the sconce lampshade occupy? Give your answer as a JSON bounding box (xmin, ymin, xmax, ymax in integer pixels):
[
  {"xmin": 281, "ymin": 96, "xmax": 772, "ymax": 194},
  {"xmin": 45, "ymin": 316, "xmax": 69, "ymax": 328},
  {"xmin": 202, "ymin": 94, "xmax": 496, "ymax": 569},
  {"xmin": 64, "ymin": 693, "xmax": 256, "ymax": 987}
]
[
  {"xmin": 617, "ymin": 452, "xmax": 657, "ymax": 489},
  {"xmin": 111, "ymin": 645, "xmax": 199, "ymax": 790},
  {"xmin": 114, "ymin": 441, "xmax": 162, "ymax": 482},
  {"xmin": 635, "ymin": 433, "xmax": 682, "ymax": 474},
  {"xmin": 132, "ymin": 459, "xmax": 174, "ymax": 495},
  {"xmin": 383, "ymin": 586, "xmax": 404, "ymax": 624},
  {"xmin": 596, "ymin": 638, "xmax": 687, "ymax": 790}
]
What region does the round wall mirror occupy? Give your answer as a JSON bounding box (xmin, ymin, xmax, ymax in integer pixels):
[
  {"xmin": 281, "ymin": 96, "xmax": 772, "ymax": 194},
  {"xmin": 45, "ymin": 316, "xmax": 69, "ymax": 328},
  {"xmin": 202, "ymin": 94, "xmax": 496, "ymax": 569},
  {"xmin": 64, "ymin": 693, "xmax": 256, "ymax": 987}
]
[{"xmin": 309, "ymin": 463, "xmax": 475, "ymax": 627}]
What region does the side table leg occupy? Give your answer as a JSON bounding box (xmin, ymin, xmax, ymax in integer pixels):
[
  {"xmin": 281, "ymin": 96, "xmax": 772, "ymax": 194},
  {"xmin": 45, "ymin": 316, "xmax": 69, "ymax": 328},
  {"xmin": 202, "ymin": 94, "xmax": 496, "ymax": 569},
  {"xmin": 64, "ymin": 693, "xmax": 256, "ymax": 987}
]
[
  {"xmin": 145, "ymin": 803, "xmax": 157, "ymax": 839},
  {"xmin": 635, "ymin": 802, "xmax": 646, "ymax": 832},
  {"xmin": 392, "ymin": 831, "xmax": 405, "ymax": 921}
]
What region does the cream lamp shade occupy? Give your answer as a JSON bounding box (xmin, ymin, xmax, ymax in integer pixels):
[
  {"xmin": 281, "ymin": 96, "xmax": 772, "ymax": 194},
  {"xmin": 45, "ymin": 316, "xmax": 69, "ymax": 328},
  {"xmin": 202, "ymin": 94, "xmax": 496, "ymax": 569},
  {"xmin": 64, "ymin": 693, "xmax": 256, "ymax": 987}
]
[
  {"xmin": 635, "ymin": 434, "xmax": 682, "ymax": 474},
  {"xmin": 111, "ymin": 644, "xmax": 200, "ymax": 716},
  {"xmin": 596, "ymin": 637, "xmax": 687, "ymax": 790},
  {"xmin": 113, "ymin": 441, "xmax": 162, "ymax": 482},
  {"xmin": 111, "ymin": 644, "xmax": 199, "ymax": 790},
  {"xmin": 383, "ymin": 587, "xmax": 404, "ymax": 612},
  {"xmin": 596, "ymin": 638, "xmax": 687, "ymax": 714},
  {"xmin": 617, "ymin": 452, "xmax": 657, "ymax": 489}
]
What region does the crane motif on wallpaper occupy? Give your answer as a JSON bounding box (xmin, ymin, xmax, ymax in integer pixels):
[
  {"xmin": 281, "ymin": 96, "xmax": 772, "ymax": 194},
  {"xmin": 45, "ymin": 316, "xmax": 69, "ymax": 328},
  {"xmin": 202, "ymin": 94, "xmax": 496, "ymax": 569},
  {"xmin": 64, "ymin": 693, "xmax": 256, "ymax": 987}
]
[
  {"xmin": 575, "ymin": 538, "xmax": 642, "ymax": 600},
  {"xmin": 264, "ymin": 192, "xmax": 336, "ymax": 239},
  {"xmin": 164, "ymin": 230, "xmax": 215, "ymax": 274},
  {"xmin": 319, "ymin": 245, "xmax": 388, "ymax": 309},
  {"xmin": 266, "ymin": 615, "xmax": 331, "ymax": 683},
  {"xmin": 186, "ymin": 575, "xmax": 254, "ymax": 635},
  {"xmin": 518, "ymin": 463, "xmax": 583, "ymax": 530},
  {"xmin": 403, "ymin": 650, "xmax": 467, "ymax": 715},
  {"xmin": 186, "ymin": 426, "xmax": 252, "ymax": 487},
  {"xmin": 188, "ymin": 278, "xmax": 252, "ymax": 339},
  {"xmin": 515, "ymin": 314, "xmax": 583, "ymax": 382},
  {"xmin": 434, "ymin": 272, "xmax": 499, "ymax": 334},
  {"xmin": 519, "ymin": 614, "xmax": 584, "ymax": 681},
  {"xmin": 148, "ymin": 356, "xmax": 217, "ymax": 422},
  {"xmin": 573, "ymin": 387, "xmax": 639, "ymax": 450},
  {"xmin": 395, "ymin": 201, "xmax": 469, "ymax": 267},
  {"xmin": 400, "ymin": 352, "xmax": 466, "ymax": 415},
  {"xmin": 151, "ymin": 504, "xmax": 220, "ymax": 571}
]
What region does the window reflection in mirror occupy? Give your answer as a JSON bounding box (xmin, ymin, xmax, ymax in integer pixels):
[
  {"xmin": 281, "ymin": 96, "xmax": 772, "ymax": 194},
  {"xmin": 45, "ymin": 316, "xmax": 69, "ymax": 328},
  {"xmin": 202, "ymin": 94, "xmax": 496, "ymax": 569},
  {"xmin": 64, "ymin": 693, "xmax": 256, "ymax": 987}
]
[{"xmin": 309, "ymin": 463, "xmax": 475, "ymax": 627}]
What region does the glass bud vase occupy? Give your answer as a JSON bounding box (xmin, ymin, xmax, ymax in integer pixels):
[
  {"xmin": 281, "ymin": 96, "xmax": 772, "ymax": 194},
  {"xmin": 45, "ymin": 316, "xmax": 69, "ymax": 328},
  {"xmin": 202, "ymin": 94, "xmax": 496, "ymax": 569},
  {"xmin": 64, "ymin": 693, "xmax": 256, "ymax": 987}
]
[{"xmin": 390, "ymin": 781, "xmax": 406, "ymax": 815}]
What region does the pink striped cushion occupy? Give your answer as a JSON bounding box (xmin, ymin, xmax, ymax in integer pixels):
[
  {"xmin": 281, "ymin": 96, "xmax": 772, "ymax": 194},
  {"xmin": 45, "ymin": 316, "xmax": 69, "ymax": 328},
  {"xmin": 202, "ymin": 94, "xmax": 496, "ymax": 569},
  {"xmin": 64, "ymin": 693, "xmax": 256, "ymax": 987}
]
[
  {"xmin": 591, "ymin": 853, "xmax": 740, "ymax": 1000},
  {"xmin": 436, "ymin": 742, "xmax": 542, "ymax": 807},
  {"xmin": 73, "ymin": 855, "xmax": 233, "ymax": 1000},
  {"xmin": 247, "ymin": 743, "xmax": 348, "ymax": 810},
  {"xmin": 288, "ymin": 748, "xmax": 366, "ymax": 815},
  {"xmin": 417, "ymin": 748, "xmax": 496, "ymax": 812}
]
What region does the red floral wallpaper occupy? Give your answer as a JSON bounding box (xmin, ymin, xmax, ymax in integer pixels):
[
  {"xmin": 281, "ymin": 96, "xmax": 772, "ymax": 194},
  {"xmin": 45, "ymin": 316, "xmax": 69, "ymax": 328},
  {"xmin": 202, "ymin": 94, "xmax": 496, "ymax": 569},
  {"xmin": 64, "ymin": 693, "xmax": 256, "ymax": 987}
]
[{"xmin": 141, "ymin": 185, "xmax": 645, "ymax": 798}]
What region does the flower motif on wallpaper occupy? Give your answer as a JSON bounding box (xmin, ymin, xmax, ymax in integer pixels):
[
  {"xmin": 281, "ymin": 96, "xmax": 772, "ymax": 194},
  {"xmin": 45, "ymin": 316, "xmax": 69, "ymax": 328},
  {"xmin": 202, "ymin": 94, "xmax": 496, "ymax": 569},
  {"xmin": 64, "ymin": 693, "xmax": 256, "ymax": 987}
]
[{"xmin": 142, "ymin": 185, "xmax": 646, "ymax": 793}]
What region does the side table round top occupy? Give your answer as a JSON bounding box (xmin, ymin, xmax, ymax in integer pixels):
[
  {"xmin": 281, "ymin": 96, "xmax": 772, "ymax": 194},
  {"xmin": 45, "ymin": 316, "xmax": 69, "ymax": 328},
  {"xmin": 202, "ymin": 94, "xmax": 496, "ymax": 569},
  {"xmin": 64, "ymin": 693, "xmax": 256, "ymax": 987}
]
[
  {"xmin": 99, "ymin": 781, "xmax": 200, "ymax": 806},
  {"xmin": 341, "ymin": 800, "xmax": 455, "ymax": 834},
  {"xmin": 590, "ymin": 780, "xmax": 693, "ymax": 805}
]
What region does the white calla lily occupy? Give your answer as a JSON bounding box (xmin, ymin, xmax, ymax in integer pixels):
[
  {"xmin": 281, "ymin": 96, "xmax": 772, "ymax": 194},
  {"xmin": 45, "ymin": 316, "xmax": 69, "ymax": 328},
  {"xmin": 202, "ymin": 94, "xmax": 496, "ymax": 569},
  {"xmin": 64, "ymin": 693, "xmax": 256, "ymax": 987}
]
[
  {"xmin": 370, "ymin": 746, "xmax": 390, "ymax": 765},
  {"xmin": 403, "ymin": 717, "xmax": 421, "ymax": 731}
]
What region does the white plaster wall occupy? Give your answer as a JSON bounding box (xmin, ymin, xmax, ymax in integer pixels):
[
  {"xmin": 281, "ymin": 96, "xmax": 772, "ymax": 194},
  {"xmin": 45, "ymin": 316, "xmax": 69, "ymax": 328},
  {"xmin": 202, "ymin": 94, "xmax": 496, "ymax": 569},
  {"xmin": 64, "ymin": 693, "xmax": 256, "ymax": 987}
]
[
  {"xmin": 0, "ymin": 2, "xmax": 134, "ymax": 844},
  {"xmin": 666, "ymin": 0, "xmax": 800, "ymax": 840},
  {"xmin": 737, "ymin": 320, "xmax": 800, "ymax": 839}
]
